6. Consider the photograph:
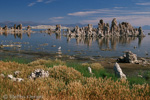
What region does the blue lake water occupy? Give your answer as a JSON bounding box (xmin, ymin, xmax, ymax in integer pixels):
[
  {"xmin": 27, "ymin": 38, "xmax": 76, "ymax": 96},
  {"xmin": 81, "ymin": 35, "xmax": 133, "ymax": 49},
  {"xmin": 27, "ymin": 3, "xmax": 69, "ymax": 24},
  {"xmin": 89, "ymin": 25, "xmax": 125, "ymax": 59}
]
[{"xmin": 0, "ymin": 30, "xmax": 150, "ymax": 59}]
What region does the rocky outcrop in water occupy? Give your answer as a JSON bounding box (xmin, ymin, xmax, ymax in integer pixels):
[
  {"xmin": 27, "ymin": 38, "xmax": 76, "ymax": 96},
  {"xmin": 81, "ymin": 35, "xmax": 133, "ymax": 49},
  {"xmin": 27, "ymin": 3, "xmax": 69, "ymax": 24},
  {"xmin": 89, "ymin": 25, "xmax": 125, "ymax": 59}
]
[
  {"xmin": 67, "ymin": 18, "xmax": 145, "ymax": 38},
  {"xmin": 55, "ymin": 24, "xmax": 61, "ymax": 33},
  {"xmin": 3, "ymin": 25, "xmax": 8, "ymax": 30},
  {"xmin": 27, "ymin": 25, "xmax": 31, "ymax": 31},
  {"xmin": 17, "ymin": 24, "xmax": 22, "ymax": 30},
  {"xmin": 0, "ymin": 24, "xmax": 35, "ymax": 34}
]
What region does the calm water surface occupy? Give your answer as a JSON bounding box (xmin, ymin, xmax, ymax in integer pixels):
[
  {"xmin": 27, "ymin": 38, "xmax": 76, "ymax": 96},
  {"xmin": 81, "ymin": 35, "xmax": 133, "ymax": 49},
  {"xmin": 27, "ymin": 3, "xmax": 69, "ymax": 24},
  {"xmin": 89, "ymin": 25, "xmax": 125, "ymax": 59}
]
[{"xmin": 0, "ymin": 30, "xmax": 150, "ymax": 59}]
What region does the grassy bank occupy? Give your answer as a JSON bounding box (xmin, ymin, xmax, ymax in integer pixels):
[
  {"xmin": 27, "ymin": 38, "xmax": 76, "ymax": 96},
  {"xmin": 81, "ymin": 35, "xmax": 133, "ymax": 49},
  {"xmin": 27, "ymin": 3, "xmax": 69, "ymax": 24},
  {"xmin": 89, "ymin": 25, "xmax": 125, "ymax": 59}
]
[{"xmin": 0, "ymin": 59, "xmax": 150, "ymax": 99}]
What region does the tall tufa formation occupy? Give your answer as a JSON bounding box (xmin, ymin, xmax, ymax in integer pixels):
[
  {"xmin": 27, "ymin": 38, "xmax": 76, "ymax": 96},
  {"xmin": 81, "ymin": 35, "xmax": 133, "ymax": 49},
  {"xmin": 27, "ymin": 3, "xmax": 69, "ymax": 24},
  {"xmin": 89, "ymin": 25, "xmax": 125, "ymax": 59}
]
[
  {"xmin": 98, "ymin": 19, "xmax": 105, "ymax": 32},
  {"xmin": 55, "ymin": 24, "xmax": 61, "ymax": 33},
  {"xmin": 138, "ymin": 27, "xmax": 144, "ymax": 37},
  {"xmin": 110, "ymin": 18, "xmax": 119, "ymax": 36},
  {"xmin": 67, "ymin": 18, "xmax": 145, "ymax": 38}
]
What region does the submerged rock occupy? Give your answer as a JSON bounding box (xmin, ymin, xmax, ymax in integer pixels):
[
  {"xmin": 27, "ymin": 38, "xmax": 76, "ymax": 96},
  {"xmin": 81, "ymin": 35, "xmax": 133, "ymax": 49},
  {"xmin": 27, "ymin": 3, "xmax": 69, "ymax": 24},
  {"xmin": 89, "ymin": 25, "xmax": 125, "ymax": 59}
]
[
  {"xmin": 51, "ymin": 45, "xmax": 56, "ymax": 47},
  {"xmin": 114, "ymin": 63, "xmax": 127, "ymax": 79}
]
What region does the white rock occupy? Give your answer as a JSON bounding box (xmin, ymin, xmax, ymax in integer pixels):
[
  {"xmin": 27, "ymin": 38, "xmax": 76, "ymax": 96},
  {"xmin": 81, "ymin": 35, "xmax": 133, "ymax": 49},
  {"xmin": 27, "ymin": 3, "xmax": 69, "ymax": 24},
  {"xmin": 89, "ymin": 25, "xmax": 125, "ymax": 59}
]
[
  {"xmin": 16, "ymin": 78, "xmax": 24, "ymax": 82},
  {"xmin": 0, "ymin": 74, "xmax": 5, "ymax": 78},
  {"xmin": 58, "ymin": 46, "xmax": 61, "ymax": 50},
  {"xmin": 114, "ymin": 63, "xmax": 127, "ymax": 79},
  {"xmin": 138, "ymin": 75, "xmax": 143, "ymax": 78},
  {"xmin": 88, "ymin": 67, "xmax": 92, "ymax": 74},
  {"xmin": 14, "ymin": 71, "xmax": 20, "ymax": 76},
  {"xmin": 11, "ymin": 78, "xmax": 17, "ymax": 81},
  {"xmin": 8, "ymin": 74, "xmax": 24, "ymax": 82},
  {"xmin": 8, "ymin": 75, "xmax": 14, "ymax": 79},
  {"xmin": 29, "ymin": 69, "xmax": 49, "ymax": 79}
]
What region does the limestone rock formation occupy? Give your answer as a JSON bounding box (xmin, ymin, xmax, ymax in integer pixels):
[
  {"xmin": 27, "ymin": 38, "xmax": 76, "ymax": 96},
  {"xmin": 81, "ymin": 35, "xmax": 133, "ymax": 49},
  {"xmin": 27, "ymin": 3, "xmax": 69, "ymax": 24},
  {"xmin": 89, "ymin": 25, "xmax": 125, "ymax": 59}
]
[
  {"xmin": 111, "ymin": 18, "xmax": 119, "ymax": 35},
  {"xmin": 17, "ymin": 24, "xmax": 22, "ymax": 30},
  {"xmin": 27, "ymin": 25, "xmax": 31, "ymax": 31},
  {"xmin": 97, "ymin": 27, "xmax": 104, "ymax": 37},
  {"xmin": 0, "ymin": 73, "xmax": 5, "ymax": 78},
  {"xmin": 0, "ymin": 26, "xmax": 2, "ymax": 31},
  {"xmin": 98, "ymin": 19, "xmax": 105, "ymax": 31},
  {"xmin": 104, "ymin": 23, "xmax": 110, "ymax": 36},
  {"xmin": 67, "ymin": 18, "xmax": 144, "ymax": 38},
  {"xmin": 29, "ymin": 69, "xmax": 49, "ymax": 80},
  {"xmin": 138, "ymin": 27, "xmax": 145, "ymax": 37},
  {"xmin": 14, "ymin": 71, "xmax": 20, "ymax": 77},
  {"xmin": 117, "ymin": 51, "xmax": 138, "ymax": 63},
  {"xmin": 88, "ymin": 67, "xmax": 92, "ymax": 74},
  {"xmin": 114, "ymin": 63, "xmax": 127, "ymax": 79},
  {"xmin": 55, "ymin": 24, "xmax": 61, "ymax": 33},
  {"xmin": 3, "ymin": 25, "xmax": 8, "ymax": 30},
  {"xmin": 8, "ymin": 74, "xmax": 24, "ymax": 82}
]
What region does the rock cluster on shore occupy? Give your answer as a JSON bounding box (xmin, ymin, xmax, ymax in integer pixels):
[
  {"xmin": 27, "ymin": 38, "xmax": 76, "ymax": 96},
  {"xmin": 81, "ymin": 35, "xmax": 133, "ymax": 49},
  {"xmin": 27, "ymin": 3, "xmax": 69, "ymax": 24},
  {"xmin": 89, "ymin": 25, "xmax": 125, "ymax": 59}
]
[
  {"xmin": 117, "ymin": 51, "xmax": 150, "ymax": 65},
  {"xmin": 67, "ymin": 18, "xmax": 145, "ymax": 37}
]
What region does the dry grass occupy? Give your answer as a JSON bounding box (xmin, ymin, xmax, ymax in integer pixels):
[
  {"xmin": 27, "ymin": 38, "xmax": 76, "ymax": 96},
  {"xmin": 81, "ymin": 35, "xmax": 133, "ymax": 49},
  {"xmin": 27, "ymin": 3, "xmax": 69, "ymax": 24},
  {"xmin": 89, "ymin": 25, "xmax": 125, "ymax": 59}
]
[
  {"xmin": 49, "ymin": 65, "xmax": 83, "ymax": 83},
  {"xmin": 82, "ymin": 62, "xmax": 104, "ymax": 70},
  {"xmin": 0, "ymin": 59, "xmax": 150, "ymax": 100}
]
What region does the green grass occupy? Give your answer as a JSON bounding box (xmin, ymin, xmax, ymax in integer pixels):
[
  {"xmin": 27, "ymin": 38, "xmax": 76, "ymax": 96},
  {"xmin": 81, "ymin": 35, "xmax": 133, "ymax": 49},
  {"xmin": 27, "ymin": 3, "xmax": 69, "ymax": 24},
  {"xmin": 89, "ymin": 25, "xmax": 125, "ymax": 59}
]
[
  {"xmin": 66, "ymin": 62, "xmax": 91, "ymax": 77},
  {"xmin": 2, "ymin": 57, "xmax": 150, "ymax": 85},
  {"xmin": 2, "ymin": 57, "xmax": 32, "ymax": 64},
  {"xmin": 143, "ymin": 71, "xmax": 150, "ymax": 80},
  {"xmin": 36, "ymin": 60, "xmax": 150, "ymax": 85},
  {"xmin": 65, "ymin": 62, "xmax": 118, "ymax": 81},
  {"xmin": 128, "ymin": 77, "xmax": 147, "ymax": 85}
]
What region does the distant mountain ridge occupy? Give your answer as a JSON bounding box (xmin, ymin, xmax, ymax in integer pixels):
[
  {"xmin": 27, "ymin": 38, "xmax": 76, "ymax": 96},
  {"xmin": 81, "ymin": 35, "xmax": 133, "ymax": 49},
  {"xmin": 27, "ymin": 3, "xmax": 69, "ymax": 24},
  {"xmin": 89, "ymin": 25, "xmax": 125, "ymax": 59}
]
[
  {"xmin": 0, "ymin": 21, "xmax": 87, "ymax": 27},
  {"xmin": 0, "ymin": 21, "xmax": 150, "ymax": 29},
  {"xmin": 142, "ymin": 25, "xmax": 150, "ymax": 30}
]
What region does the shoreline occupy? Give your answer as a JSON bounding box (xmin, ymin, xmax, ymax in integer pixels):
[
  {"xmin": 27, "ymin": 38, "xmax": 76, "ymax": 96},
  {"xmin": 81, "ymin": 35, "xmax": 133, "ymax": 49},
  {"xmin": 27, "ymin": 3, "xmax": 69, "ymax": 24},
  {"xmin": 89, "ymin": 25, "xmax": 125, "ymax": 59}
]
[{"xmin": 1, "ymin": 49, "xmax": 150, "ymax": 78}]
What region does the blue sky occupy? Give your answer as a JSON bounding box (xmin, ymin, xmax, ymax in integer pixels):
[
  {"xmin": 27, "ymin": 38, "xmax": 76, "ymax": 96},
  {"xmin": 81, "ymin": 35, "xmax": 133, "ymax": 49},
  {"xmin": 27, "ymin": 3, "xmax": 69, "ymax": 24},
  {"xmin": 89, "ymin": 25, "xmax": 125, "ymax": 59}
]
[{"xmin": 0, "ymin": 0, "xmax": 150, "ymax": 26}]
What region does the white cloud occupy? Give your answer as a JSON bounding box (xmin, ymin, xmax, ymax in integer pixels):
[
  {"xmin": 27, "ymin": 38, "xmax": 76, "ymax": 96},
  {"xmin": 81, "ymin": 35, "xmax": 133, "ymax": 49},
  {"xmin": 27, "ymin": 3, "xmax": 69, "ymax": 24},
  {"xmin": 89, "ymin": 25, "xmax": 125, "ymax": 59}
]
[
  {"xmin": 68, "ymin": 9, "xmax": 120, "ymax": 16},
  {"xmin": 136, "ymin": 2, "xmax": 150, "ymax": 5},
  {"xmin": 45, "ymin": 0, "xmax": 56, "ymax": 4},
  {"xmin": 49, "ymin": 17, "xmax": 64, "ymax": 22},
  {"xmin": 67, "ymin": 7, "xmax": 150, "ymax": 26},
  {"xmin": 114, "ymin": 7, "xmax": 126, "ymax": 9},
  {"xmin": 28, "ymin": 2, "xmax": 36, "ymax": 7},
  {"xmin": 81, "ymin": 16, "xmax": 150, "ymax": 26},
  {"xmin": 68, "ymin": 9, "xmax": 150, "ymax": 17},
  {"xmin": 68, "ymin": 11, "xmax": 99, "ymax": 16},
  {"xmin": 28, "ymin": 0, "xmax": 56, "ymax": 7},
  {"xmin": 37, "ymin": 0, "xmax": 43, "ymax": 2}
]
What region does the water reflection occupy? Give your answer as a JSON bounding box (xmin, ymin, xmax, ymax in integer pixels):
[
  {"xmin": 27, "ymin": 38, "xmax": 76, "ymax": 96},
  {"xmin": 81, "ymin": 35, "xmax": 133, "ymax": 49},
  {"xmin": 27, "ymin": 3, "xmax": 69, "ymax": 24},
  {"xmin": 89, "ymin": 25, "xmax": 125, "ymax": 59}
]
[
  {"xmin": 0, "ymin": 32, "xmax": 144, "ymax": 51},
  {"xmin": 67, "ymin": 36, "xmax": 144, "ymax": 51}
]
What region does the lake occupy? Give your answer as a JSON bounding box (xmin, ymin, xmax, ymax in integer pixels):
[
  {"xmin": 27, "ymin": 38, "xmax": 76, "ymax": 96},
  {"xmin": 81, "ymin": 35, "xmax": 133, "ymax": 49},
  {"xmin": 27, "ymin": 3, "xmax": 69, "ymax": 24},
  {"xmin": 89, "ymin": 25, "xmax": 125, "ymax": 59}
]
[{"xmin": 0, "ymin": 30, "xmax": 150, "ymax": 60}]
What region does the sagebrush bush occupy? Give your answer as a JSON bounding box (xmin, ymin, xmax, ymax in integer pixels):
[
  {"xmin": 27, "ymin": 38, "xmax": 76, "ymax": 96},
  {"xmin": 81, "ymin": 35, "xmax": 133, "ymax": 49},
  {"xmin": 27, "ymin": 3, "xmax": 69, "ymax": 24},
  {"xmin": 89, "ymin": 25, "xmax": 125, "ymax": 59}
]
[
  {"xmin": 90, "ymin": 63, "xmax": 104, "ymax": 70},
  {"xmin": 49, "ymin": 65, "xmax": 83, "ymax": 83},
  {"xmin": 0, "ymin": 59, "xmax": 150, "ymax": 100}
]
